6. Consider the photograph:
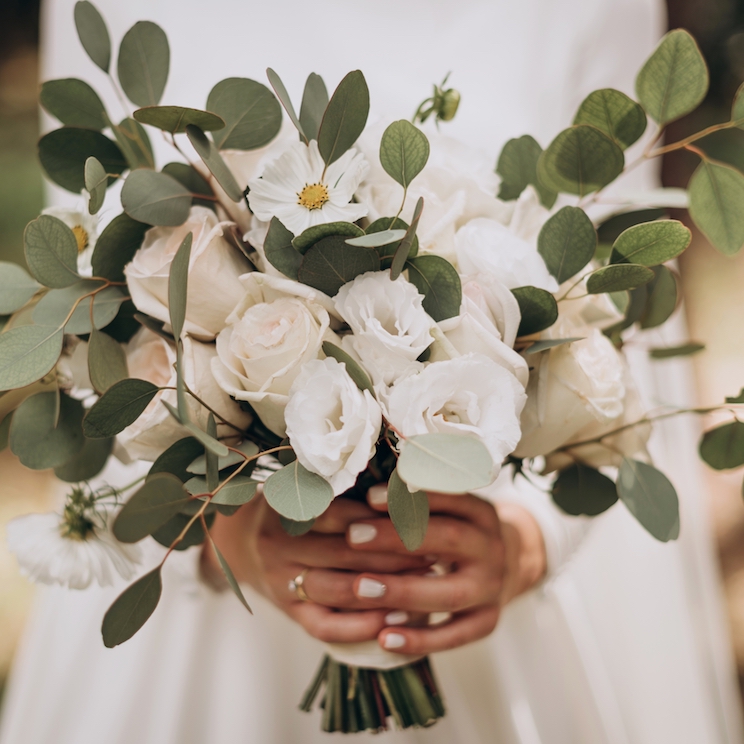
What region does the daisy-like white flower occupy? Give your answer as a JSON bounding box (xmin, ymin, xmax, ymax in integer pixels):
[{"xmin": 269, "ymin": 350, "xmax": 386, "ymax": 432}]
[
  {"xmin": 247, "ymin": 140, "xmax": 369, "ymax": 235},
  {"xmin": 42, "ymin": 205, "xmax": 98, "ymax": 277},
  {"xmin": 6, "ymin": 486, "xmax": 141, "ymax": 590}
]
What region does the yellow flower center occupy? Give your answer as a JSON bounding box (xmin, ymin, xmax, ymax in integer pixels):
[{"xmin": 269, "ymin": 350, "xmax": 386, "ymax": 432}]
[
  {"xmin": 297, "ymin": 182, "xmax": 329, "ymax": 210},
  {"xmin": 71, "ymin": 225, "xmax": 89, "ymax": 253}
]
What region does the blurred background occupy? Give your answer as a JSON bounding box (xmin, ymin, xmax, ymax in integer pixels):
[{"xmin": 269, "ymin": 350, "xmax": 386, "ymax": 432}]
[{"xmin": 2, "ymin": 0, "xmax": 744, "ymax": 714}]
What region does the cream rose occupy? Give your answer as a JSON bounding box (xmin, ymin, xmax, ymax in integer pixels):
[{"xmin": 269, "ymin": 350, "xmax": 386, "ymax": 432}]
[
  {"xmin": 383, "ymin": 353, "xmax": 526, "ymax": 478},
  {"xmin": 118, "ymin": 328, "xmax": 251, "ymax": 461},
  {"xmin": 124, "ymin": 206, "xmax": 250, "ymax": 340},
  {"xmin": 334, "ymin": 271, "xmax": 434, "ymax": 387},
  {"xmin": 285, "ymin": 357, "xmax": 382, "ymax": 496}
]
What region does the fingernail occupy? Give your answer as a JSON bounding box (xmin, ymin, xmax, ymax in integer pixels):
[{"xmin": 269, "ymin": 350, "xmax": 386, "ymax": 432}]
[
  {"xmin": 425, "ymin": 562, "xmax": 447, "ymax": 578},
  {"xmin": 384, "ymin": 610, "xmax": 409, "ymax": 625},
  {"xmin": 383, "ymin": 633, "xmax": 406, "ymax": 650},
  {"xmin": 357, "ymin": 577, "xmax": 386, "ymax": 598},
  {"xmin": 349, "ymin": 523, "xmax": 377, "ymax": 544},
  {"xmin": 368, "ymin": 484, "xmax": 388, "ymax": 506}
]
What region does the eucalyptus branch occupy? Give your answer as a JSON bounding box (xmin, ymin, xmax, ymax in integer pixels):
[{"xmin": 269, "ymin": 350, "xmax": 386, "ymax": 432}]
[
  {"xmin": 160, "ymin": 384, "xmax": 246, "ymax": 433},
  {"xmin": 647, "ymin": 118, "xmax": 744, "ymax": 158}
]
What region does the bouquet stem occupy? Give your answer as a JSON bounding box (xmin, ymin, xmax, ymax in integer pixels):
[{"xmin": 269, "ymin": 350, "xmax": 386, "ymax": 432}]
[{"xmin": 300, "ymin": 655, "xmax": 445, "ymax": 733}]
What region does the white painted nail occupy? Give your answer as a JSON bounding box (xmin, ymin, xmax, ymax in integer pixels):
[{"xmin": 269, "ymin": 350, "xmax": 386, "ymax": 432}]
[
  {"xmin": 349, "ymin": 523, "xmax": 377, "ymax": 544},
  {"xmin": 368, "ymin": 484, "xmax": 388, "ymax": 506},
  {"xmin": 383, "ymin": 633, "xmax": 406, "ymax": 650},
  {"xmin": 384, "ymin": 610, "xmax": 409, "ymax": 626},
  {"xmin": 357, "ymin": 577, "xmax": 386, "ymax": 598}
]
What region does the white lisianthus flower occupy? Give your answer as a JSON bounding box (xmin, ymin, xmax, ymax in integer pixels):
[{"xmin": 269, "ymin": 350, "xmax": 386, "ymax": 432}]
[
  {"xmin": 124, "ymin": 206, "xmax": 250, "ymax": 340},
  {"xmin": 118, "ymin": 328, "xmax": 250, "ymax": 461},
  {"xmin": 42, "ymin": 205, "xmax": 98, "ymax": 277},
  {"xmin": 384, "ymin": 353, "xmax": 526, "ymax": 478},
  {"xmin": 285, "ymin": 357, "xmax": 382, "ymax": 496},
  {"xmin": 248, "ymin": 140, "xmax": 368, "ymax": 236},
  {"xmin": 334, "ymin": 271, "xmax": 434, "ymax": 387},
  {"xmin": 212, "ymin": 275, "xmax": 337, "ymax": 436}
]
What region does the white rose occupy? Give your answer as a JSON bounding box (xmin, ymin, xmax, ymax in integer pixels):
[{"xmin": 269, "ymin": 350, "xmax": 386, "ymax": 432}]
[
  {"xmin": 124, "ymin": 206, "xmax": 250, "ymax": 340},
  {"xmin": 334, "ymin": 271, "xmax": 434, "ymax": 387},
  {"xmin": 212, "ymin": 275, "xmax": 337, "ymax": 436},
  {"xmin": 118, "ymin": 328, "xmax": 251, "ymax": 461},
  {"xmin": 383, "ymin": 353, "xmax": 527, "ymax": 478},
  {"xmin": 285, "ymin": 357, "xmax": 382, "ymax": 496}
]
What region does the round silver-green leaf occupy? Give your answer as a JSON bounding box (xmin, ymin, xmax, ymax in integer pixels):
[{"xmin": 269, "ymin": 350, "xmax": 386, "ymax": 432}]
[
  {"xmin": 54, "ymin": 435, "xmax": 114, "ymax": 483},
  {"xmin": 610, "ymin": 220, "xmax": 691, "ymax": 266},
  {"xmin": 511, "ymin": 286, "xmax": 558, "ymax": 336},
  {"xmin": 406, "ymin": 255, "xmax": 461, "ymax": 322},
  {"xmin": 39, "ymin": 78, "xmax": 108, "ymax": 130},
  {"xmin": 74, "ymin": 1, "xmax": 111, "ymax": 73},
  {"xmin": 380, "ymin": 120, "xmax": 430, "ymax": 189},
  {"xmin": 0, "ymin": 262, "xmax": 40, "ymax": 314},
  {"xmin": 134, "ymin": 105, "xmax": 225, "ymax": 134},
  {"xmin": 573, "ymin": 88, "xmax": 647, "ymax": 149},
  {"xmin": 24, "ymin": 215, "xmax": 80, "ymax": 288},
  {"xmin": 121, "ymin": 169, "xmax": 192, "ymax": 227},
  {"xmin": 297, "ymin": 236, "xmax": 380, "ymax": 296},
  {"xmin": 318, "ymin": 70, "xmax": 369, "ymax": 166},
  {"xmin": 388, "ymin": 468, "xmax": 429, "ymax": 551},
  {"xmin": 85, "ymin": 156, "xmax": 108, "ymax": 215},
  {"xmin": 586, "ymin": 264, "xmax": 655, "ymax": 294},
  {"xmin": 88, "ymin": 328, "xmax": 128, "ymax": 393},
  {"xmin": 552, "ymin": 463, "xmax": 618, "ymax": 516},
  {"xmin": 263, "ymin": 460, "xmax": 334, "ymax": 521},
  {"xmin": 699, "ymin": 421, "xmax": 744, "ymax": 470},
  {"xmin": 0, "ymin": 325, "xmax": 64, "ymax": 391},
  {"xmin": 102, "ymin": 567, "xmax": 162, "ymax": 648},
  {"xmin": 117, "ymin": 21, "xmax": 170, "ymax": 107},
  {"xmin": 83, "ymin": 378, "xmax": 159, "ymax": 438},
  {"xmin": 537, "ymin": 206, "xmax": 596, "ymax": 283}
]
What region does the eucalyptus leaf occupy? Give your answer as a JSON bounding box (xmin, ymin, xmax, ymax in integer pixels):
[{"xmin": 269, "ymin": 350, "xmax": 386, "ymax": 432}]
[
  {"xmin": 85, "ymin": 157, "xmax": 107, "ymax": 214},
  {"xmin": 186, "ymin": 125, "xmax": 242, "ymax": 202},
  {"xmin": 38, "ymin": 127, "xmax": 126, "ymax": 193},
  {"xmin": 117, "ymin": 21, "xmax": 170, "ymax": 107},
  {"xmin": 397, "ymin": 433, "xmax": 493, "ymax": 494},
  {"xmin": 727, "ymin": 389, "xmax": 744, "ymax": 404},
  {"xmin": 699, "ymin": 421, "xmax": 744, "ymax": 470},
  {"xmin": 263, "ymin": 218, "xmax": 301, "ymax": 279},
  {"xmin": 33, "ymin": 282, "xmax": 125, "ymax": 335},
  {"xmin": 321, "ymin": 341, "xmax": 375, "ymax": 396},
  {"xmin": 263, "ymin": 460, "xmax": 334, "ymax": 521},
  {"xmin": 266, "ymin": 68, "xmax": 306, "ymax": 140},
  {"xmin": 732, "ymin": 82, "xmax": 744, "ymax": 125},
  {"xmin": 405, "ymin": 255, "xmax": 461, "ymax": 322},
  {"xmin": 293, "ymin": 222, "xmax": 364, "ymax": 254},
  {"xmin": 390, "ymin": 197, "xmax": 423, "ymax": 281},
  {"xmin": 0, "ymin": 262, "xmax": 40, "ymax": 314},
  {"xmin": 297, "ymin": 236, "xmax": 380, "ymax": 296},
  {"xmin": 121, "ymin": 169, "xmax": 192, "ymax": 226},
  {"xmin": 596, "ymin": 208, "xmax": 667, "ymax": 246},
  {"xmin": 586, "ymin": 264, "xmax": 654, "ymax": 294},
  {"xmin": 162, "ymin": 163, "xmax": 213, "ymax": 200},
  {"xmin": 388, "ymin": 469, "xmax": 429, "ymax": 551},
  {"xmin": 280, "ymin": 516, "xmax": 316, "ymax": 536},
  {"xmin": 88, "ymin": 328, "xmax": 128, "ymax": 393},
  {"xmin": 0, "ymin": 325, "xmax": 64, "ymax": 391},
  {"xmin": 24, "ymin": 215, "xmax": 80, "ymax": 288},
  {"xmin": 151, "ymin": 512, "xmax": 211, "ymax": 550},
  {"xmin": 317, "ymin": 70, "xmax": 369, "ymax": 166},
  {"xmin": 380, "ymin": 120, "xmax": 430, "ymax": 189},
  {"xmin": 617, "ymin": 458, "xmax": 680, "ymax": 542},
  {"xmin": 537, "ymin": 125, "xmax": 624, "ymax": 197},
  {"xmin": 39, "ymin": 78, "xmax": 107, "ymax": 130},
  {"xmin": 537, "ymin": 206, "xmax": 596, "ymax": 283},
  {"xmin": 573, "ymin": 88, "xmax": 646, "ymax": 149},
  {"xmin": 0, "ymin": 413, "xmax": 10, "ymax": 452},
  {"xmin": 688, "ymin": 160, "xmax": 744, "ymax": 256},
  {"xmin": 650, "ymin": 342, "xmax": 704, "ymax": 359},
  {"xmin": 346, "ymin": 230, "xmax": 407, "ymax": 248},
  {"xmin": 496, "ymin": 134, "xmax": 557, "ymax": 208},
  {"xmin": 610, "ymin": 220, "xmax": 691, "ymax": 266},
  {"xmin": 524, "ymin": 337, "xmax": 584, "ymax": 354},
  {"xmin": 552, "ymin": 463, "xmax": 618, "ymax": 516},
  {"xmin": 204, "ymin": 414, "xmax": 219, "ymax": 491},
  {"xmin": 511, "ymin": 286, "xmax": 558, "ymax": 336},
  {"xmin": 91, "ymin": 213, "xmax": 149, "ymax": 282},
  {"xmin": 149, "ymin": 436, "xmax": 203, "ymax": 482},
  {"xmin": 299, "ymin": 73, "xmax": 329, "ymax": 141},
  {"xmin": 74, "ymin": 1, "xmax": 111, "ymax": 73},
  {"xmin": 83, "ymin": 378, "xmax": 159, "ymax": 438},
  {"xmin": 206, "ymin": 532, "xmax": 252, "ymax": 612},
  {"xmin": 187, "ymin": 440, "xmax": 259, "ymax": 475},
  {"xmin": 168, "ymin": 232, "xmax": 192, "ymax": 340},
  {"xmin": 366, "ymin": 217, "xmax": 418, "ymax": 264},
  {"xmin": 640, "ymin": 265, "xmax": 677, "ymax": 329},
  {"xmin": 111, "ymin": 117, "xmax": 155, "ymax": 171},
  {"xmin": 208, "ymin": 78, "xmax": 283, "ymax": 150},
  {"xmin": 102, "ymin": 567, "xmax": 162, "ymax": 648},
  {"xmin": 54, "ymin": 435, "xmax": 113, "ymax": 482},
  {"xmin": 134, "ymin": 105, "xmax": 225, "ymax": 134},
  {"xmin": 636, "ymin": 29, "xmax": 708, "ymax": 125},
  {"xmin": 210, "ymin": 476, "xmax": 258, "ymax": 506},
  {"xmin": 180, "ymin": 417, "xmax": 229, "ymax": 458}
]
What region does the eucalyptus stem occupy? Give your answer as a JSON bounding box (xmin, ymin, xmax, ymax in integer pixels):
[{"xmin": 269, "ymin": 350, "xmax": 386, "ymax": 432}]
[{"xmin": 647, "ymin": 118, "xmax": 744, "ymax": 158}]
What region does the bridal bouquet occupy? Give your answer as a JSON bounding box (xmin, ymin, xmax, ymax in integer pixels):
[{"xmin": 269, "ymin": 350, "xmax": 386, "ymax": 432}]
[{"xmin": 4, "ymin": 1, "xmax": 744, "ymax": 732}]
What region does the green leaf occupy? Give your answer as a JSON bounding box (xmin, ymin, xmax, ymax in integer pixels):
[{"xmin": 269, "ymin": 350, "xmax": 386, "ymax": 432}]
[
  {"xmin": 32, "ymin": 282, "xmax": 126, "ymax": 335},
  {"xmin": 160, "ymin": 400, "xmax": 229, "ymax": 457},
  {"xmin": 204, "ymin": 414, "xmax": 219, "ymax": 491},
  {"xmin": 596, "ymin": 208, "xmax": 667, "ymax": 246},
  {"xmin": 210, "ymin": 476, "xmax": 258, "ymax": 507},
  {"xmin": 187, "ymin": 440, "xmax": 258, "ymax": 475},
  {"xmin": 102, "ymin": 567, "xmax": 162, "ymax": 648},
  {"xmin": 380, "ymin": 120, "xmax": 430, "ymax": 189},
  {"xmin": 537, "ymin": 206, "xmax": 596, "ymax": 283},
  {"xmin": 117, "ymin": 21, "xmax": 170, "ymax": 107},
  {"xmin": 496, "ymin": 134, "xmax": 557, "ymax": 208},
  {"xmin": 586, "ymin": 264, "xmax": 655, "ymax": 294},
  {"xmin": 207, "ymin": 78, "xmax": 282, "ymax": 150},
  {"xmin": 699, "ymin": 421, "xmax": 744, "ymax": 470},
  {"xmin": 134, "ymin": 105, "xmax": 225, "ymax": 134},
  {"xmin": 185, "ymin": 125, "xmax": 242, "ymax": 202},
  {"xmin": 111, "ymin": 117, "xmax": 155, "ymax": 171},
  {"xmin": 390, "ymin": 197, "xmax": 423, "ymax": 281},
  {"xmin": 617, "ymin": 458, "xmax": 680, "ymax": 542},
  {"xmin": 0, "ymin": 262, "xmax": 40, "ymax": 314},
  {"xmin": 88, "ymin": 328, "xmax": 128, "ymax": 393},
  {"xmin": 101, "ymin": 300, "xmax": 140, "ymax": 343},
  {"xmin": 537, "ymin": 125, "xmax": 624, "ymax": 197},
  {"xmin": 91, "ymin": 213, "xmax": 149, "ymax": 282},
  {"xmin": 266, "ymin": 68, "xmax": 306, "ymax": 140},
  {"xmin": 121, "ymin": 169, "xmax": 192, "ymax": 227},
  {"xmin": 551, "ymin": 463, "xmax": 618, "ymax": 516},
  {"xmin": 206, "ymin": 532, "xmax": 252, "ymax": 612},
  {"xmin": 38, "ymin": 128, "xmax": 126, "ymax": 193},
  {"xmin": 726, "ymin": 389, "xmax": 744, "ymax": 404},
  {"xmin": 54, "ymin": 435, "xmax": 113, "ymax": 482},
  {"xmin": 317, "ymin": 70, "xmax": 370, "ymax": 166},
  {"xmin": 346, "ymin": 230, "xmax": 407, "ymax": 248},
  {"xmin": 85, "ymin": 156, "xmax": 107, "ymax": 215},
  {"xmin": 280, "ymin": 516, "xmax": 315, "ymax": 536},
  {"xmin": 263, "ymin": 460, "xmax": 334, "ymax": 521},
  {"xmin": 24, "ymin": 215, "xmax": 80, "ymax": 288},
  {"xmin": 162, "ymin": 163, "xmax": 213, "ymax": 201},
  {"xmin": 264, "ymin": 218, "xmax": 301, "ymax": 279},
  {"xmin": 650, "ymin": 342, "xmax": 704, "ymax": 359},
  {"xmin": 83, "ymin": 378, "xmax": 159, "ymax": 437},
  {"xmin": 39, "ymin": 78, "xmax": 107, "ymax": 130},
  {"xmin": 511, "ymin": 286, "xmax": 558, "ymax": 336},
  {"xmin": 9, "ymin": 392, "xmax": 84, "ymax": 469},
  {"xmin": 397, "ymin": 433, "xmax": 493, "ymax": 494},
  {"xmin": 293, "ymin": 221, "xmax": 364, "ymax": 254},
  {"xmin": 573, "ymin": 88, "xmax": 647, "ymax": 149},
  {"xmin": 636, "ymin": 29, "xmax": 708, "ymax": 126},
  {"xmin": 405, "ymin": 255, "xmax": 462, "ymax": 322},
  {"xmin": 688, "ymin": 160, "xmax": 744, "ymax": 256},
  {"xmin": 524, "ymin": 337, "xmax": 585, "ymax": 354},
  {"xmin": 0, "ymin": 325, "xmax": 64, "ymax": 391},
  {"xmin": 299, "ymin": 73, "xmax": 329, "ymax": 142},
  {"xmin": 610, "ymin": 220, "xmax": 691, "ymax": 266},
  {"xmin": 297, "ymin": 236, "xmax": 380, "ymax": 296},
  {"xmin": 321, "ymin": 341, "xmax": 375, "ymax": 397},
  {"xmin": 0, "ymin": 413, "xmax": 10, "ymax": 452},
  {"xmin": 732, "ymin": 82, "xmax": 744, "ymax": 125},
  {"xmin": 168, "ymin": 232, "xmax": 192, "ymax": 340},
  {"xmin": 366, "ymin": 217, "xmax": 418, "ymax": 264},
  {"xmin": 388, "ymin": 469, "xmax": 429, "ymax": 551},
  {"xmin": 149, "ymin": 436, "xmax": 204, "ymax": 482},
  {"xmin": 151, "ymin": 512, "xmax": 211, "ymax": 550},
  {"xmin": 74, "ymin": 1, "xmax": 111, "ymax": 73},
  {"xmin": 640, "ymin": 265, "xmax": 677, "ymax": 329}
]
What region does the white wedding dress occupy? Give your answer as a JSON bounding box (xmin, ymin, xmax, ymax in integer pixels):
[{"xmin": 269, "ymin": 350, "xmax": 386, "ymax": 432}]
[{"xmin": 1, "ymin": 1, "xmax": 742, "ymax": 742}]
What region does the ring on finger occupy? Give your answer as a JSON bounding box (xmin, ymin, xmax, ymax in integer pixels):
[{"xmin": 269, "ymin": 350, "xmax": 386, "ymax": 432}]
[{"xmin": 288, "ymin": 568, "xmax": 311, "ymax": 602}]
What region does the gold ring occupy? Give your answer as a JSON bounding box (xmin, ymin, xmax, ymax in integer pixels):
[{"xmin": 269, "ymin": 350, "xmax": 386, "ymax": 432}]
[{"xmin": 288, "ymin": 568, "xmax": 311, "ymax": 602}]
